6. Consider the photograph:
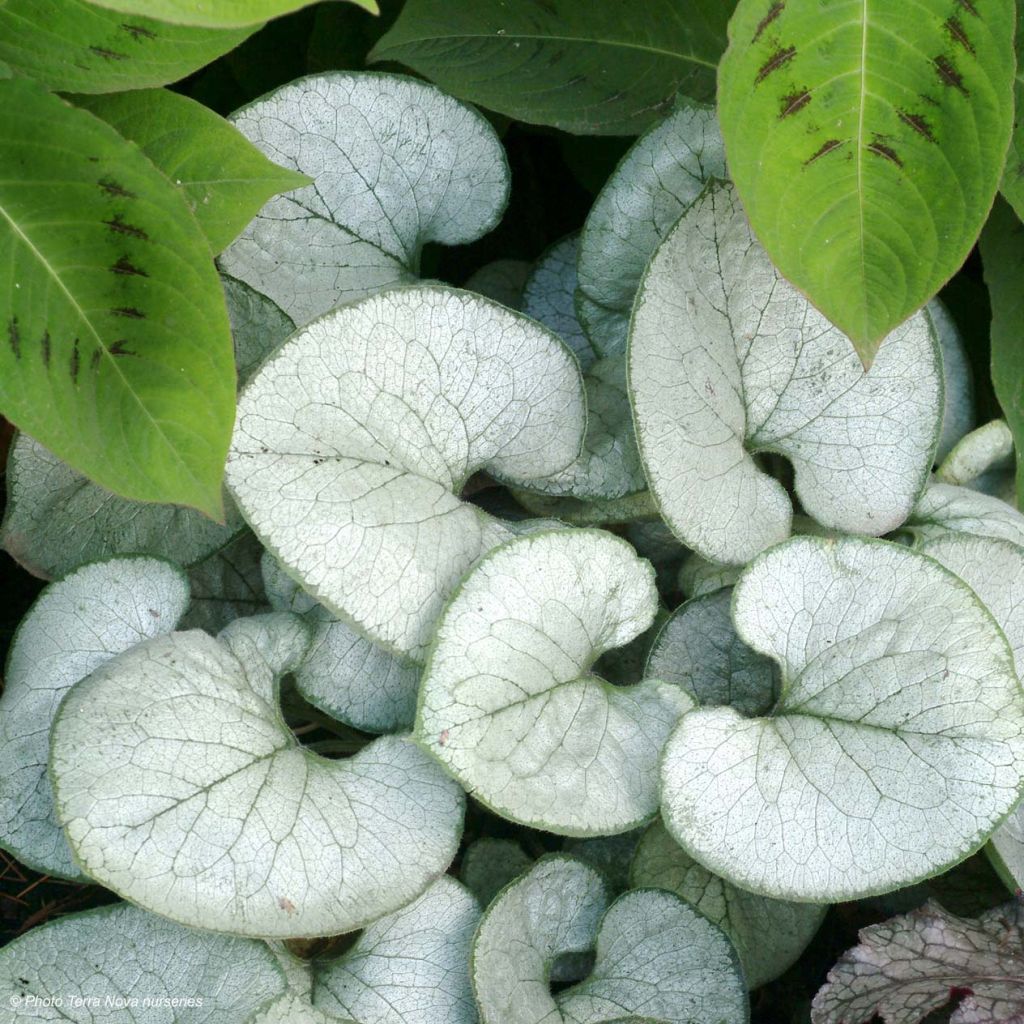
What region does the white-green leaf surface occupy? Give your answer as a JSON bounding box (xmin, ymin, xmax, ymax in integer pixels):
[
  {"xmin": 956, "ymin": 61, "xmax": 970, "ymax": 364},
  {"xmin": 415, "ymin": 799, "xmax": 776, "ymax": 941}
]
[
  {"xmin": 250, "ymin": 994, "xmax": 348, "ymax": 1024},
  {"xmin": 313, "ymin": 877, "xmax": 480, "ymax": 1024},
  {"xmin": 0, "ymin": 903, "xmax": 288, "ymax": 1023},
  {"xmin": 262, "ymin": 553, "xmax": 420, "ymax": 734},
  {"xmin": 577, "ymin": 101, "xmax": 726, "ymax": 359},
  {"xmin": 471, "ymin": 856, "xmax": 748, "ymax": 1024},
  {"xmin": 632, "ymin": 822, "xmax": 825, "ymax": 990},
  {"xmin": 227, "ymin": 286, "xmax": 586, "ymax": 660},
  {"xmin": 678, "ymin": 554, "xmax": 742, "ymax": 599},
  {"xmin": 461, "ymin": 838, "xmax": 534, "ymax": 908},
  {"xmin": 906, "ymin": 482, "xmax": 1024, "ymax": 547},
  {"xmin": 661, "ymin": 536, "xmax": 1024, "ymax": 902},
  {"xmin": 220, "ymin": 72, "xmax": 509, "ymax": 326},
  {"xmin": 646, "ymin": 588, "xmax": 777, "ymax": 718},
  {"xmin": 522, "ymin": 236, "xmax": 595, "ymax": 370},
  {"xmin": 50, "ymin": 614, "xmax": 465, "ymax": 937},
  {"xmin": 0, "ymin": 557, "xmax": 188, "ymax": 879},
  {"xmin": 225, "ymin": 274, "xmax": 296, "ymax": 385},
  {"xmin": 629, "ymin": 182, "xmax": 942, "ymax": 566},
  {"xmin": 916, "ymin": 532, "xmax": 1024, "ymax": 893},
  {"xmin": 418, "ymin": 531, "xmax": 691, "ymax": 836},
  {"xmin": 938, "ymin": 420, "xmax": 1015, "ymax": 495}
]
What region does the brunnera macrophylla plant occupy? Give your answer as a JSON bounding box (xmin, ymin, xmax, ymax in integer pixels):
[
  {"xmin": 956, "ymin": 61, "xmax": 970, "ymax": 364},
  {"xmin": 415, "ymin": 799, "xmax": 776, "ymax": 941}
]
[{"xmin": 3, "ymin": 58, "xmax": 1024, "ymax": 1024}]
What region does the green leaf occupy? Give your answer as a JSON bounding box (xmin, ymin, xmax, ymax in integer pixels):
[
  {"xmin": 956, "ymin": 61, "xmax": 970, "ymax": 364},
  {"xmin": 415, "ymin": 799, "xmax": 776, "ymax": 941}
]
[
  {"xmin": 370, "ymin": 0, "xmax": 735, "ymax": 135},
  {"xmin": 0, "ymin": 79, "xmax": 235, "ymax": 516},
  {"xmin": 1001, "ymin": 6, "xmax": 1024, "ymax": 218},
  {"xmin": 75, "ymin": 89, "xmax": 310, "ymax": 255},
  {"xmin": 79, "ymin": 0, "xmax": 377, "ymax": 29},
  {"xmin": 717, "ymin": 0, "xmax": 1017, "ymax": 364},
  {"xmin": 0, "ymin": 0, "xmax": 253, "ymax": 94},
  {"xmin": 981, "ymin": 197, "xmax": 1024, "ymax": 507}
]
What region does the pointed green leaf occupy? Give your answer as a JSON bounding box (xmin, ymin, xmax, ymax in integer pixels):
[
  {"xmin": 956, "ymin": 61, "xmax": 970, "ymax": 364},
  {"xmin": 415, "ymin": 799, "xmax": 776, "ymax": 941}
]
[
  {"xmin": 661, "ymin": 536, "xmax": 1024, "ymax": 902},
  {"xmin": 0, "ymin": 78, "xmax": 235, "ymax": 516},
  {"xmin": 417, "ymin": 530, "xmax": 691, "ymax": 837},
  {"xmin": 0, "ymin": 903, "xmax": 288, "ymax": 1021},
  {"xmin": 50, "ymin": 614, "xmax": 465, "ymax": 937},
  {"xmin": 0, "ymin": 557, "xmax": 188, "ymax": 879},
  {"xmin": 471, "ymin": 856, "xmax": 749, "ymax": 1024},
  {"xmin": 629, "ymin": 182, "xmax": 942, "ymax": 566},
  {"xmin": 1000, "ymin": 6, "xmax": 1024, "ymax": 218},
  {"xmin": 981, "ymin": 196, "xmax": 1024, "ymax": 507},
  {"xmin": 370, "ymin": 0, "xmax": 734, "ymax": 135},
  {"xmin": 80, "ymin": 0, "xmax": 376, "ymax": 28},
  {"xmin": 0, "ymin": 0, "xmax": 252, "ymax": 94},
  {"xmin": 632, "ymin": 822, "xmax": 826, "ymax": 989},
  {"xmin": 718, "ymin": 0, "xmax": 1016, "ymax": 362},
  {"xmin": 75, "ymin": 89, "xmax": 310, "ymax": 255},
  {"xmin": 577, "ymin": 101, "xmax": 726, "ymax": 358},
  {"xmin": 226, "ymin": 285, "xmax": 585, "ymax": 660},
  {"xmin": 220, "ymin": 72, "xmax": 509, "ymax": 326},
  {"xmin": 313, "ymin": 877, "xmax": 480, "ymax": 1024}
]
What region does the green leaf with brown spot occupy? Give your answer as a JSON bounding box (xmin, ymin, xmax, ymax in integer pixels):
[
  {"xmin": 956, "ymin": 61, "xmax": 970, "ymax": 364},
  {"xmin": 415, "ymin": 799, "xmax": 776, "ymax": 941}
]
[
  {"xmin": 78, "ymin": 0, "xmax": 376, "ymax": 29},
  {"xmin": 718, "ymin": 0, "xmax": 1016, "ymax": 365},
  {"xmin": 1001, "ymin": 5, "xmax": 1024, "ymax": 218},
  {"xmin": 75, "ymin": 89, "xmax": 310, "ymax": 255},
  {"xmin": 0, "ymin": 0, "xmax": 253, "ymax": 94},
  {"xmin": 0, "ymin": 78, "xmax": 235, "ymax": 517}
]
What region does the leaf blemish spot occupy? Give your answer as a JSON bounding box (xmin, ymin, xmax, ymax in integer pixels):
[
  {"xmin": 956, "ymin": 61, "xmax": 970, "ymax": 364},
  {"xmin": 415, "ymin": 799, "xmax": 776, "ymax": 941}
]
[
  {"xmin": 803, "ymin": 138, "xmax": 845, "ymax": 166},
  {"xmin": 867, "ymin": 138, "xmax": 903, "ymax": 167},
  {"xmin": 111, "ymin": 307, "xmax": 146, "ymax": 320},
  {"xmin": 753, "ymin": 1, "xmax": 785, "ymax": 42},
  {"xmin": 104, "ymin": 215, "xmax": 149, "ymax": 241},
  {"xmin": 944, "ymin": 17, "xmax": 975, "ymax": 54},
  {"xmin": 88, "ymin": 46, "xmax": 127, "ymax": 61},
  {"xmin": 120, "ymin": 23, "xmax": 156, "ymax": 40},
  {"xmin": 779, "ymin": 90, "xmax": 811, "ymax": 118},
  {"xmin": 7, "ymin": 317, "xmax": 21, "ymax": 359},
  {"xmin": 110, "ymin": 340, "xmax": 137, "ymax": 357},
  {"xmin": 70, "ymin": 339, "xmax": 80, "ymax": 383},
  {"xmin": 898, "ymin": 110, "xmax": 937, "ymax": 142},
  {"xmin": 755, "ymin": 45, "xmax": 796, "ymax": 84},
  {"xmin": 954, "ymin": 0, "xmax": 979, "ymax": 16},
  {"xmin": 110, "ymin": 255, "xmax": 147, "ymax": 277},
  {"xmin": 98, "ymin": 178, "xmax": 136, "ymax": 199},
  {"xmin": 934, "ymin": 55, "xmax": 969, "ymax": 95}
]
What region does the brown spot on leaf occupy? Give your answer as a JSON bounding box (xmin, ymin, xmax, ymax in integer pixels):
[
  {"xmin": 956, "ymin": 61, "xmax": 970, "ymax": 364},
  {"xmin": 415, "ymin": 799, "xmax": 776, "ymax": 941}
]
[
  {"xmin": 98, "ymin": 178, "xmax": 136, "ymax": 199},
  {"xmin": 779, "ymin": 90, "xmax": 811, "ymax": 118},
  {"xmin": 753, "ymin": 1, "xmax": 785, "ymax": 42},
  {"xmin": 278, "ymin": 897, "xmax": 296, "ymax": 915},
  {"xmin": 804, "ymin": 138, "xmax": 845, "ymax": 166},
  {"xmin": 89, "ymin": 46, "xmax": 127, "ymax": 61},
  {"xmin": 439, "ymin": 729, "xmax": 449, "ymax": 747},
  {"xmin": 944, "ymin": 17, "xmax": 975, "ymax": 54},
  {"xmin": 110, "ymin": 339, "xmax": 137, "ymax": 357},
  {"xmin": 111, "ymin": 306, "xmax": 145, "ymax": 319},
  {"xmin": 120, "ymin": 23, "xmax": 156, "ymax": 39},
  {"xmin": 934, "ymin": 55, "xmax": 969, "ymax": 95},
  {"xmin": 41, "ymin": 330, "xmax": 51, "ymax": 368},
  {"xmin": 148, "ymin": 608, "xmax": 160, "ymax": 618},
  {"xmin": 90, "ymin": 349, "xmax": 101, "ymax": 371},
  {"xmin": 110, "ymin": 255, "xmax": 147, "ymax": 277},
  {"xmin": 104, "ymin": 215, "xmax": 148, "ymax": 240},
  {"xmin": 898, "ymin": 110, "xmax": 937, "ymax": 142},
  {"xmin": 70, "ymin": 339, "xmax": 81, "ymax": 383},
  {"xmin": 867, "ymin": 138, "xmax": 903, "ymax": 167},
  {"xmin": 756, "ymin": 45, "xmax": 796, "ymax": 83},
  {"xmin": 7, "ymin": 318, "xmax": 20, "ymax": 359},
  {"xmin": 954, "ymin": 0, "xmax": 979, "ymax": 16}
]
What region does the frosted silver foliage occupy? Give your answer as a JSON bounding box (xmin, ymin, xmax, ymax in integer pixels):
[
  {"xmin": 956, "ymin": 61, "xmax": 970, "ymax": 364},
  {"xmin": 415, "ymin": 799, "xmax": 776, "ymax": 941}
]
[
  {"xmin": 907, "ymin": 482, "xmax": 1024, "ymax": 547},
  {"xmin": 418, "ymin": 531, "xmax": 692, "ymax": 836},
  {"xmin": 917, "ymin": 533, "xmax": 1024, "ymax": 893},
  {"xmin": 224, "ymin": 274, "xmax": 296, "ymax": 386},
  {"xmin": 938, "ymin": 420, "xmax": 1015, "ymax": 497},
  {"xmin": 220, "ymin": 72, "xmax": 509, "ymax": 325},
  {"xmin": 646, "ymin": 588, "xmax": 778, "ymax": 717},
  {"xmin": 632, "ymin": 822, "xmax": 826, "ymax": 990},
  {"xmin": 929, "ymin": 299, "xmax": 975, "ymax": 464},
  {"xmin": 471, "ymin": 856, "xmax": 748, "ymax": 1024},
  {"xmin": 180, "ymin": 532, "xmax": 268, "ymax": 634},
  {"xmin": 0, "ymin": 557, "xmax": 188, "ymax": 879},
  {"xmin": 577, "ymin": 101, "xmax": 727, "ymax": 358},
  {"xmin": 522, "ymin": 235, "xmax": 596, "ymax": 370},
  {"xmin": 314, "ymin": 877, "xmax": 480, "ymax": 1024},
  {"xmin": 0, "ymin": 903, "xmax": 288, "ymax": 1024},
  {"xmin": 49, "ymin": 616, "xmax": 465, "ymax": 938},
  {"xmin": 661, "ymin": 536, "xmax": 1024, "ymax": 902},
  {"xmin": 811, "ymin": 899, "xmax": 1024, "ymax": 1024},
  {"xmin": 629, "ymin": 182, "xmax": 942, "ymax": 566},
  {"xmin": 263, "ymin": 553, "xmax": 420, "ymax": 733},
  {"xmin": 249, "ymin": 995, "xmax": 346, "ymax": 1024},
  {"xmin": 678, "ymin": 553, "xmax": 742, "ymax": 598},
  {"xmin": 0, "ymin": 433, "xmax": 244, "ymax": 579},
  {"xmin": 227, "ymin": 286, "xmax": 586, "ymax": 659}
]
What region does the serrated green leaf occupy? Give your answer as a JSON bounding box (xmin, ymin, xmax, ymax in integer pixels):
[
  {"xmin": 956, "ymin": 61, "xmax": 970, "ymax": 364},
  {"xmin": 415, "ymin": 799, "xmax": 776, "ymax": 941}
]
[
  {"xmin": 75, "ymin": 89, "xmax": 310, "ymax": 255},
  {"xmin": 661, "ymin": 536, "xmax": 1024, "ymax": 902},
  {"xmin": 370, "ymin": 0, "xmax": 735, "ymax": 135},
  {"xmin": 981, "ymin": 197, "xmax": 1024, "ymax": 507},
  {"xmin": 0, "ymin": 557, "xmax": 188, "ymax": 879},
  {"xmin": 50, "ymin": 613, "xmax": 465, "ymax": 937},
  {"xmin": 220, "ymin": 72, "xmax": 509, "ymax": 326},
  {"xmin": 0, "ymin": 0, "xmax": 252, "ymax": 93},
  {"xmin": 717, "ymin": 0, "xmax": 1016, "ymax": 362},
  {"xmin": 80, "ymin": 0, "xmax": 376, "ymax": 29},
  {"xmin": 628, "ymin": 182, "xmax": 942, "ymax": 566},
  {"xmin": 0, "ymin": 79, "xmax": 235, "ymax": 516}
]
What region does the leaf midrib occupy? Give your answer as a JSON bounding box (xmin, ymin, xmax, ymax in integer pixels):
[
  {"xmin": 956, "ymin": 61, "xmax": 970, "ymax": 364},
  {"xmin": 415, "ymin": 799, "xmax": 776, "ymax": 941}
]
[{"xmin": 0, "ymin": 196, "xmax": 206, "ymax": 498}]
